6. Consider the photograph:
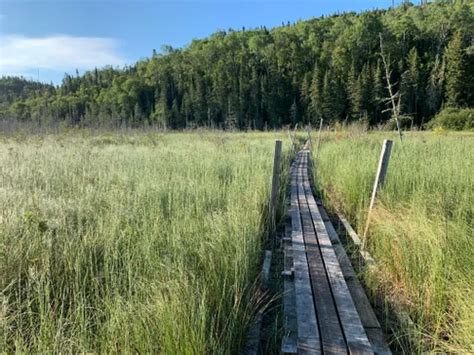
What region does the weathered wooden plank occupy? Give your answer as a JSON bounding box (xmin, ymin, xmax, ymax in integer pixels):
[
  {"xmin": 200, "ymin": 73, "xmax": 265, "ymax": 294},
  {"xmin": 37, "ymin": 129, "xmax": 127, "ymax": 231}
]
[
  {"xmin": 345, "ymin": 279, "xmax": 381, "ymax": 329},
  {"xmin": 324, "ymin": 219, "xmax": 357, "ymax": 280},
  {"xmin": 326, "ymin": 209, "xmax": 391, "ymax": 353},
  {"xmin": 335, "ymin": 213, "xmax": 376, "ymax": 267},
  {"xmin": 326, "ymin": 216, "xmax": 388, "ymax": 332},
  {"xmin": 302, "ymin": 152, "xmax": 373, "ymax": 355},
  {"xmin": 291, "ymin": 154, "xmax": 321, "ymax": 354},
  {"xmin": 261, "ymin": 250, "xmax": 272, "ymax": 290},
  {"xmin": 365, "ymin": 328, "xmax": 391, "ymax": 355},
  {"xmin": 338, "ymin": 214, "xmax": 362, "ymax": 247},
  {"xmin": 242, "ymin": 311, "xmax": 263, "ymax": 355},
  {"xmin": 270, "ymin": 140, "xmax": 283, "ymax": 230},
  {"xmin": 319, "ymin": 205, "xmax": 331, "ymax": 222},
  {"xmin": 282, "ymin": 224, "xmax": 298, "ymax": 354},
  {"xmin": 297, "ymin": 155, "xmax": 347, "ymax": 354}
]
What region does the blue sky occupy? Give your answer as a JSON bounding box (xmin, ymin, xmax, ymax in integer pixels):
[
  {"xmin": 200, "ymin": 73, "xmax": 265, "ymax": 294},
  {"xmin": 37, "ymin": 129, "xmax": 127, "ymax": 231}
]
[{"xmin": 0, "ymin": 0, "xmax": 399, "ymax": 84}]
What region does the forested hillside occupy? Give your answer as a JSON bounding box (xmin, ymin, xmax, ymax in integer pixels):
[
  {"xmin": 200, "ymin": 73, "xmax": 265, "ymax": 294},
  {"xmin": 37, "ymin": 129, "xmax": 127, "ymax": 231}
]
[{"xmin": 1, "ymin": 1, "xmax": 473, "ymax": 129}]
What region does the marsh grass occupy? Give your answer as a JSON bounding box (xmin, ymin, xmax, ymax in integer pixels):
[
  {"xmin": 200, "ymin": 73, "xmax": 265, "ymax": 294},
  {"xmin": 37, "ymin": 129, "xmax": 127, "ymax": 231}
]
[
  {"xmin": 312, "ymin": 130, "xmax": 473, "ymax": 353},
  {"xmin": 0, "ymin": 131, "xmax": 289, "ymax": 353}
]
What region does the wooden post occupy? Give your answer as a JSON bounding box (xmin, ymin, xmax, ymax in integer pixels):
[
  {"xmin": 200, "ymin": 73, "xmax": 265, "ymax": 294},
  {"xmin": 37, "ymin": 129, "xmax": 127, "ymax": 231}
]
[
  {"xmin": 315, "ymin": 118, "xmax": 323, "ymax": 160},
  {"xmin": 270, "ymin": 140, "xmax": 283, "ymax": 231},
  {"xmin": 363, "ymin": 139, "xmax": 393, "ymax": 241}
]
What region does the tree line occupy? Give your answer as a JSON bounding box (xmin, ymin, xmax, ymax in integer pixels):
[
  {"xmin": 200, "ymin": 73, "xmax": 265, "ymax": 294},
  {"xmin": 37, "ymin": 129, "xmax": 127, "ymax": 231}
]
[{"xmin": 1, "ymin": 1, "xmax": 473, "ymax": 130}]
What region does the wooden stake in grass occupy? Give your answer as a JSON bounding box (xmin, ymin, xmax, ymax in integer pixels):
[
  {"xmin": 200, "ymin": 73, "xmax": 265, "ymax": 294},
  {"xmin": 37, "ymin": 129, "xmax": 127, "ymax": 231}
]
[
  {"xmin": 270, "ymin": 140, "xmax": 283, "ymax": 231},
  {"xmin": 363, "ymin": 139, "xmax": 393, "ymax": 243}
]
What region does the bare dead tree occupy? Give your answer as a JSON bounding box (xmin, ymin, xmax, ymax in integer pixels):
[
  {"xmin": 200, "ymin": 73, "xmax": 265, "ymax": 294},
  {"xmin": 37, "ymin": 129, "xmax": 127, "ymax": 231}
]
[{"xmin": 379, "ymin": 33, "xmax": 404, "ymax": 143}]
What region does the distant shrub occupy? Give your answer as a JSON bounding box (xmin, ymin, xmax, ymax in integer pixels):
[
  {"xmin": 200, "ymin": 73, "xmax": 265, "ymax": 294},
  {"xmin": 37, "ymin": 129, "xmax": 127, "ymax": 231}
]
[
  {"xmin": 382, "ymin": 115, "xmax": 414, "ymax": 130},
  {"xmin": 428, "ymin": 107, "xmax": 474, "ymax": 130}
]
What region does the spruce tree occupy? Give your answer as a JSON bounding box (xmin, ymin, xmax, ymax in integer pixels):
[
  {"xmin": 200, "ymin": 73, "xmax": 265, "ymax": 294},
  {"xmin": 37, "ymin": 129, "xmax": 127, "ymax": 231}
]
[
  {"xmin": 309, "ymin": 63, "xmax": 322, "ymax": 119},
  {"xmin": 444, "ymin": 31, "xmax": 464, "ymax": 107}
]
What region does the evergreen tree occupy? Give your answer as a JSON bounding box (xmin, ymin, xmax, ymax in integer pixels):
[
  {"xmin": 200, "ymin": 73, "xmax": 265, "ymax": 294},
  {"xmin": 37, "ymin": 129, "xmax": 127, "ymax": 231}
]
[
  {"xmin": 1, "ymin": 2, "xmax": 472, "ymax": 129},
  {"xmin": 444, "ymin": 31, "xmax": 464, "ymax": 107},
  {"xmin": 348, "ymin": 62, "xmax": 362, "ymax": 119},
  {"xmin": 372, "ymin": 59, "xmax": 385, "ymax": 125},
  {"xmin": 309, "ymin": 63, "xmax": 322, "ymax": 119},
  {"xmin": 290, "ymin": 99, "xmax": 298, "ymax": 125}
]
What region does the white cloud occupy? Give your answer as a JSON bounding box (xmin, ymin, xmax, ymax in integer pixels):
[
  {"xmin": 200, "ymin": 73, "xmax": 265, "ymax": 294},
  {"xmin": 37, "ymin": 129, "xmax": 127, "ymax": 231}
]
[{"xmin": 0, "ymin": 35, "xmax": 126, "ymax": 75}]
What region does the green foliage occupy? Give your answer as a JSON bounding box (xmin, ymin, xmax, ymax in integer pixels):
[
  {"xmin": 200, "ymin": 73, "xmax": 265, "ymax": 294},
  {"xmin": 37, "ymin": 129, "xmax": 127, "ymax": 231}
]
[
  {"xmin": 428, "ymin": 107, "xmax": 474, "ymax": 130},
  {"xmin": 0, "ymin": 132, "xmax": 289, "ymax": 352},
  {"xmin": 444, "ymin": 31, "xmax": 465, "ymax": 107},
  {"xmin": 1, "ymin": 1, "xmax": 473, "ymax": 129}
]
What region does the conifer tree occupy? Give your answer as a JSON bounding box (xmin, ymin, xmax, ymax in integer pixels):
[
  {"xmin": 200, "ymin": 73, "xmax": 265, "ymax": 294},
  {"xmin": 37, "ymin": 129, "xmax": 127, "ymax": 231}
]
[
  {"xmin": 309, "ymin": 63, "xmax": 322, "ymax": 119},
  {"xmin": 444, "ymin": 31, "xmax": 464, "ymax": 107}
]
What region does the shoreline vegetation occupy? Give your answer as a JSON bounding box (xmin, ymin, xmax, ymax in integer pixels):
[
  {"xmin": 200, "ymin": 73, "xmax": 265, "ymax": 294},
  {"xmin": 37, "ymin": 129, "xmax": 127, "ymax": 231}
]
[{"xmin": 1, "ymin": 1, "xmax": 473, "ymax": 130}]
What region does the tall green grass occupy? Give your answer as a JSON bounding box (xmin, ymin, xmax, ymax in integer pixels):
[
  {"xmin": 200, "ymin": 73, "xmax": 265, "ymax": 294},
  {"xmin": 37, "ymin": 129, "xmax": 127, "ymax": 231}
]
[
  {"xmin": 0, "ymin": 131, "xmax": 287, "ymax": 353},
  {"xmin": 313, "ymin": 130, "xmax": 473, "ymax": 352}
]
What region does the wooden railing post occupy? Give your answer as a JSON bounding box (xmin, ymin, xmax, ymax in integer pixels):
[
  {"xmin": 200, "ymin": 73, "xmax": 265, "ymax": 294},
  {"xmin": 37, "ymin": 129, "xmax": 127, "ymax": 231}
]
[
  {"xmin": 363, "ymin": 139, "xmax": 393, "ymax": 242},
  {"xmin": 270, "ymin": 140, "xmax": 283, "ymax": 231}
]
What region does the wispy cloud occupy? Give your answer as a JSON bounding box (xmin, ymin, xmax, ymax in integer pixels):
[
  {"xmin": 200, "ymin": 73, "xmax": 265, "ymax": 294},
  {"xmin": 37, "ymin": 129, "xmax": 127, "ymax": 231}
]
[{"xmin": 0, "ymin": 35, "xmax": 126, "ymax": 77}]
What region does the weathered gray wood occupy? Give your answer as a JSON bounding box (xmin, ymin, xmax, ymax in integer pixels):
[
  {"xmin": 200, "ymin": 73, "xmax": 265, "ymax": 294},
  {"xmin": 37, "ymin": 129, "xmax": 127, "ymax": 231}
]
[
  {"xmin": 261, "ymin": 250, "xmax": 272, "ymax": 290},
  {"xmin": 324, "ymin": 218, "xmax": 357, "ymax": 280},
  {"xmin": 314, "ymin": 172, "xmax": 390, "ymax": 354},
  {"xmin": 338, "ymin": 214, "xmax": 362, "ymax": 247},
  {"xmin": 286, "ymin": 149, "xmax": 393, "ymax": 355},
  {"xmin": 270, "ymin": 139, "xmax": 283, "ymax": 230},
  {"xmin": 365, "ymin": 328, "xmax": 391, "ymax": 355},
  {"xmin": 346, "ymin": 279, "xmax": 381, "ymax": 329},
  {"xmin": 363, "ymin": 140, "xmax": 393, "ymax": 239},
  {"xmin": 319, "ymin": 205, "xmax": 330, "ymax": 222},
  {"xmin": 290, "ymin": 153, "xmax": 321, "ymax": 354},
  {"xmin": 298, "ymin": 154, "xmax": 347, "ymax": 354},
  {"xmin": 282, "ymin": 224, "xmax": 298, "ymax": 354},
  {"xmin": 242, "ymin": 311, "xmax": 263, "ymax": 355},
  {"xmin": 302, "ymin": 152, "xmax": 373, "ymax": 355},
  {"xmin": 335, "ymin": 212, "xmax": 376, "ymax": 268}
]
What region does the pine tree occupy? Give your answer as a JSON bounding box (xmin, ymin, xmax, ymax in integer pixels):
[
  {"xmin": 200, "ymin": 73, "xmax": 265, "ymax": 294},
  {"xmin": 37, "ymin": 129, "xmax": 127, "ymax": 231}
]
[
  {"xmin": 321, "ymin": 70, "xmax": 345, "ymax": 122},
  {"xmin": 400, "ymin": 47, "xmax": 421, "ymax": 123},
  {"xmin": 300, "ymin": 73, "xmax": 311, "ymax": 123},
  {"xmin": 426, "ymin": 55, "xmax": 444, "ymax": 117},
  {"xmin": 309, "ymin": 63, "xmax": 322, "ymax": 119},
  {"xmin": 155, "ymin": 88, "xmax": 169, "ymax": 129},
  {"xmin": 444, "ymin": 31, "xmax": 464, "ymax": 107},
  {"xmin": 290, "ymin": 99, "xmax": 298, "ymax": 125},
  {"xmin": 359, "ymin": 63, "xmax": 373, "ymax": 119},
  {"xmin": 348, "ymin": 62, "xmax": 362, "ymax": 119}
]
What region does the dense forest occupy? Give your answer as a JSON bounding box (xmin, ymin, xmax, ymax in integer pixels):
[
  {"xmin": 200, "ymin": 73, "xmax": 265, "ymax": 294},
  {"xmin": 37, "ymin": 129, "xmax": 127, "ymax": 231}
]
[{"xmin": 1, "ymin": 1, "xmax": 473, "ymax": 129}]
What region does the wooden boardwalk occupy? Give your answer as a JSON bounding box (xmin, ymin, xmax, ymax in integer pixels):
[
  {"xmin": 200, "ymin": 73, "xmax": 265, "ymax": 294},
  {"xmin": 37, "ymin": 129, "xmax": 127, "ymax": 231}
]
[{"xmin": 282, "ymin": 148, "xmax": 391, "ymax": 355}]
